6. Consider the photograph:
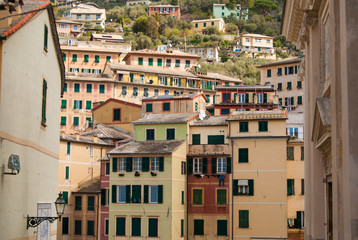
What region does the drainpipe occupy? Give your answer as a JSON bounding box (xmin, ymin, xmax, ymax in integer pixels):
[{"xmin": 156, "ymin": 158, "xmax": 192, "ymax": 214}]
[
  {"xmin": 130, "ymin": 122, "xmax": 136, "ymax": 141},
  {"xmin": 97, "ymin": 194, "xmax": 100, "ymax": 239},
  {"xmin": 228, "ymin": 120, "xmax": 234, "ymax": 240}
]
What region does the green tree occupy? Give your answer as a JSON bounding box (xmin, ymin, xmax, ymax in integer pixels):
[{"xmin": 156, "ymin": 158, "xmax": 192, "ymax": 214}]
[
  {"xmin": 225, "ymin": 0, "xmax": 254, "ymax": 20},
  {"xmin": 252, "ymin": 0, "xmax": 278, "ymax": 17},
  {"xmin": 132, "ymin": 15, "xmax": 149, "ymax": 34}
]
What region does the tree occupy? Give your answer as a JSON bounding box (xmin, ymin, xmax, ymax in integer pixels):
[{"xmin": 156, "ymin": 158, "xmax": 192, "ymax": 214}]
[
  {"xmin": 225, "ymin": 0, "xmax": 254, "ymax": 20},
  {"xmin": 225, "ymin": 23, "xmax": 239, "ymax": 34},
  {"xmin": 132, "ymin": 16, "xmax": 149, "ymax": 34},
  {"xmin": 252, "ymin": 0, "xmax": 278, "ymax": 17}
]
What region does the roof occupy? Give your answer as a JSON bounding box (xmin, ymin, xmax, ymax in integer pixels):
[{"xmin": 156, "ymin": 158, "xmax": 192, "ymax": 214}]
[
  {"xmin": 205, "ymin": 72, "xmax": 242, "ymax": 83},
  {"xmin": 142, "ymin": 94, "xmax": 204, "ymax": 101},
  {"xmin": 68, "ymin": 7, "xmax": 105, "ymax": 14},
  {"xmin": 242, "ymin": 33, "xmax": 274, "ymax": 39},
  {"xmin": 190, "ymin": 116, "xmax": 228, "ymax": 126},
  {"xmin": 92, "ymin": 33, "xmax": 123, "ymax": 41},
  {"xmin": 61, "ymin": 45, "xmax": 122, "ymax": 53},
  {"xmin": 257, "ymin": 57, "xmax": 302, "ymax": 68},
  {"xmin": 123, "ymin": 49, "xmax": 200, "ymax": 61},
  {"xmin": 227, "ymin": 110, "xmax": 287, "ymax": 121},
  {"xmin": 149, "ymin": 5, "xmax": 180, "ymax": 7},
  {"xmin": 81, "ymin": 124, "xmax": 132, "ymax": 141},
  {"xmin": 56, "ymin": 19, "xmax": 82, "ymax": 25},
  {"xmin": 108, "ymin": 140, "xmax": 186, "ymax": 155},
  {"xmin": 132, "ymin": 113, "xmax": 198, "ymax": 125},
  {"xmin": 213, "ymin": 3, "xmax": 242, "ymax": 6},
  {"xmin": 92, "ymin": 98, "xmax": 141, "ymax": 111},
  {"xmin": 216, "ymin": 85, "xmax": 274, "ymax": 91},
  {"xmin": 65, "ymin": 73, "xmax": 115, "ymax": 82},
  {"xmin": 60, "ymin": 134, "xmax": 114, "ymax": 146},
  {"xmin": 191, "ymin": 18, "xmax": 224, "ymax": 23},
  {"xmin": 73, "ymin": 179, "xmax": 101, "ymax": 194}
]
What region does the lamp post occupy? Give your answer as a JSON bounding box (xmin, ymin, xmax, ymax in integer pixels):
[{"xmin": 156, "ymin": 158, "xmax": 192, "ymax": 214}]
[{"xmin": 27, "ymin": 193, "xmax": 66, "ymax": 229}]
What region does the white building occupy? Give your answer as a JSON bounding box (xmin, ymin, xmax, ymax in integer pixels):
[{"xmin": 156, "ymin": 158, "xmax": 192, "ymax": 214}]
[{"xmin": 63, "ymin": 3, "xmax": 106, "ymax": 28}]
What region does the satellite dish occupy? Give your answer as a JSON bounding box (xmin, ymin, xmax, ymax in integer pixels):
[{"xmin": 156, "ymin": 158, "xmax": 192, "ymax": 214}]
[
  {"xmin": 169, "ymin": 44, "xmax": 172, "ymax": 48},
  {"xmin": 109, "ymin": 59, "xmax": 113, "ymax": 63},
  {"xmin": 199, "ymin": 109, "xmax": 206, "ymax": 120},
  {"xmin": 198, "ymin": 64, "xmax": 201, "ymax": 68}
]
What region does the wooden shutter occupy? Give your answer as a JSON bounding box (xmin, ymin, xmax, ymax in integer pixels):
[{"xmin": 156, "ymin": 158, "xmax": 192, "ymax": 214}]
[
  {"xmin": 226, "ymin": 157, "xmax": 231, "ymax": 173},
  {"xmin": 126, "ymin": 185, "xmax": 131, "ymax": 203},
  {"xmin": 181, "ymin": 191, "xmax": 184, "ymax": 204},
  {"xmin": 113, "ymin": 158, "xmax": 117, "ymax": 172},
  {"xmin": 187, "ymin": 158, "xmax": 193, "ymax": 174},
  {"xmin": 132, "ymin": 185, "xmax": 141, "ymax": 203},
  {"xmin": 181, "ymin": 219, "xmax": 184, "ymax": 236},
  {"xmin": 194, "ymin": 219, "xmax": 204, "ymax": 235},
  {"xmin": 62, "ymin": 217, "xmax": 69, "ymax": 234},
  {"xmin": 245, "ymin": 93, "xmax": 249, "ymax": 103},
  {"xmin": 301, "ymin": 179, "xmax": 304, "ymax": 195},
  {"xmin": 248, "ymin": 179, "xmax": 254, "ymax": 196},
  {"xmin": 158, "ymin": 185, "xmax": 163, "ymax": 203},
  {"xmin": 239, "ymin": 210, "xmax": 249, "ymax": 228},
  {"xmin": 126, "ymin": 157, "xmax": 132, "ymax": 172},
  {"xmin": 148, "ymin": 218, "xmax": 158, "ymax": 237},
  {"xmin": 159, "ymin": 157, "xmax": 164, "ymax": 171},
  {"xmin": 132, "ymin": 218, "xmax": 141, "ymax": 236},
  {"xmin": 101, "ymin": 189, "xmax": 106, "ymax": 206},
  {"xmin": 67, "ymin": 142, "xmax": 71, "ymax": 154},
  {"xmin": 112, "ymin": 185, "xmax": 117, "ymax": 203},
  {"xmin": 211, "ymin": 158, "xmax": 217, "ymax": 174},
  {"xmin": 264, "ymin": 93, "xmax": 267, "ymax": 103},
  {"xmin": 217, "ymin": 220, "xmax": 227, "ymax": 236},
  {"xmin": 144, "ymin": 185, "xmax": 149, "ymax": 203},
  {"xmin": 233, "ymin": 180, "xmax": 239, "ymax": 196},
  {"xmin": 116, "ymin": 217, "xmax": 126, "ymax": 236},
  {"xmin": 203, "ymin": 158, "xmax": 207, "ymax": 174},
  {"xmin": 142, "ymin": 157, "xmax": 149, "ymax": 172},
  {"xmin": 44, "ymin": 24, "xmax": 48, "ymax": 51},
  {"xmin": 291, "ymin": 97, "xmax": 294, "ymax": 105},
  {"xmin": 41, "ymin": 80, "xmax": 47, "ymax": 124}
]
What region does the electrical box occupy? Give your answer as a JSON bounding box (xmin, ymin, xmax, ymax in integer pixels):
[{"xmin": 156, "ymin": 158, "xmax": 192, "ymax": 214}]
[{"xmin": 8, "ymin": 154, "xmax": 20, "ymax": 173}]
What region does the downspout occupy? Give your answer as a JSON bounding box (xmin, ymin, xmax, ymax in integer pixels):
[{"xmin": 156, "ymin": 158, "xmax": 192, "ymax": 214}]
[
  {"xmin": 186, "ymin": 157, "xmax": 188, "ymax": 240},
  {"xmin": 228, "ymin": 120, "xmax": 234, "ymax": 240},
  {"xmin": 97, "ymin": 194, "xmax": 100, "ymax": 239},
  {"xmin": 130, "ymin": 122, "xmax": 136, "ymax": 141}
]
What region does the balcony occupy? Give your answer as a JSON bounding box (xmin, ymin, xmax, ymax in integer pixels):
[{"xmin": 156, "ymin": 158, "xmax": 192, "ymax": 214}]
[{"xmin": 189, "ymin": 144, "xmax": 230, "ymax": 156}]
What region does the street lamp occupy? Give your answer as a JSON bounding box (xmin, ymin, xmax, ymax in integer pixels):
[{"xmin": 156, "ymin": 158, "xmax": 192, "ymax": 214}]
[{"xmin": 27, "ymin": 193, "xmax": 66, "ymax": 229}]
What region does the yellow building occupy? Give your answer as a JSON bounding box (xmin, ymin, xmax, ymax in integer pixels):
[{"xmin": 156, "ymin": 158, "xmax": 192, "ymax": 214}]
[
  {"xmin": 191, "ymin": 18, "xmax": 225, "ymax": 33},
  {"xmin": 227, "ymin": 110, "xmax": 288, "ymax": 240},
  {"xmin": 56, "ymin": 19, "xmax": 82, "ymax": 38},
  {"xmin": 238, "ymin": 33, "xmax": 275, "ymax": 59},
  {"xmin": 63, "ymin": 3, "xmax": 106, "ymax": 28}
]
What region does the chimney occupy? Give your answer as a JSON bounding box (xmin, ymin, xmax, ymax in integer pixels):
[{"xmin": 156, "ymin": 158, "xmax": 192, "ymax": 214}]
[
  {"xmin": 92, "ymin": 136, "xmax": 98, "ymax": 143},
  {"xmin": 75, "ymin": 133, "xmax": 80, "ymax": 141},
  {"xmin": 0, "ymin": 1, "xmax": 23, "ymax": 29}
]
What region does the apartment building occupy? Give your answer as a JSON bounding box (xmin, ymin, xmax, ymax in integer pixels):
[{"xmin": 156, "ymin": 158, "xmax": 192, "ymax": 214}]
[
  {"xmin": 0, "ymin": 1, "xmax": 65, "ymax": 238},
  {"xmin": 56, "ymin": 19, "xmax": 82, "ymax": 38},
  {"xmin": 213, "ymin": 85, "xmax": 279, "ymax": 115},
  {"xmin": 63, "ymin": 3, "xmax": 106, "ymax": 28},
  {"xmin": 228, "ymin": 110, "xmax": 288, "ymax": 240},
  {"xmin": 191, "ymin": 18, "xmax": 225, "ymax": 33},
  {"xmin": 126, "ymin": 0, "xmax": 150, "ymax": 6},
  {"xmin": 238, "ymin": 33, "xmax": 275, "ymax": 59},
  {"xmin": 258, "ymin": 58, "xmax": 303, "ymax": 112},
  {"xmin": 186, "ymin": 46, "xmax": 220, "ymax": 62},
  {"xmin": 91, "ymin": 33, "xmax": 124, "ymax": 43},
  {"xmin": 149, "ymin": 5, "xmax": 181, "ymax": 19},
  {"xmin": 213, "ymin": 3, "xmax": 249, "ymax": 20}
]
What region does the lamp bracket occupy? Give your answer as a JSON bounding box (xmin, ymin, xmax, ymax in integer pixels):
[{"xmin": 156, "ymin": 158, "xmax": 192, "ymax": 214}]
[{"xmin": 27, "ymin": 215, "xmax": 61, "ymax": 229}]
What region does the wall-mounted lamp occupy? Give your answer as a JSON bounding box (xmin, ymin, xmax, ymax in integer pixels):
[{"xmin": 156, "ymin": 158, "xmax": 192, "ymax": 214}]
[{"xmin": 27, "ymin": 193, "xmax": 66, "ymax": 229}]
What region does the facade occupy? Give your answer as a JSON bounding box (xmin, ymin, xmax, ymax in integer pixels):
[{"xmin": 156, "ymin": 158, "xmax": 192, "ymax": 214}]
[
  {"xmin": 60, "ymin": 73, "xmax": 116, "ymax": 133},
  {"xmin": 141, "ymin": 94, "xmax": 207, "ymax": 115},
  {"xmin": 63, "ymin": 3, "xmax": 106, "ymax": 28},
  {"xmin": 192, "ymin": 18, "xmax": 225, "ymax": 33},
  {"xmin": 92, "ymin": 98, "xmax": 142, "ymax": 134},
  {"xmin": 187, "ymin": 116, "xmax": 231, "ymax": 239},
  {"xmin": 126, "ymin": 0, "xmax": 150, "ymax": 5},
  {"xmin": 258, "ymin": 58, "xmax": 303, "ymax": 112},
  {"xmin": 186, "ymin": 46, "xmax": 220, "ymax": 62},
  {"xmin": 0, "ymin": 1, "xmax": 65, "ymax": 239},
  {"xmin": 282, "ymin": 1, "xmax": 358, "ymax": 239},
  {"xmin": 213, "ymin": 3, "xmax": 248, "ymax": 20},
  {"xmin": 56, "ymin": 19, "xmax": 83, "ymax": 38},
  {"xmin": 99, "ymin": 155, "xmax": 110, "ymax": 240},
  {"xmin": 238, "ymin": 33, "xmax": 275, "ymax": 59},
  {"xmin": 213, "ymin": 85, "xmax": 279, "ymax": 116},
  {"xmin": 91, "ymin": 33, "xmax": 124, "ymax": 43},
  {"xmin": 149, "ymin": 5, "xmax": 181, "ymax": 19},
  {"xmin": 228, "ymin": 110, "xmax": 288, "ymax": 240}
]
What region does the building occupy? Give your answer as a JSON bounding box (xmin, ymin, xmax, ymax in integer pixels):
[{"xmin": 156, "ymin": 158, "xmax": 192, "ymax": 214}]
[
  {"xmin": 56, "ymin": 19, "xmax": 83, "ymax": 38},
  {"xmin": 63, "ymin": 3, "xmax": 106, "ymax": 28},
  {"xmin": 126, "ymin": 0, "xmax": 150, "ymax": 5},
  {"xmin": 91, "ymin": 33, "xmax": 124, "ymax": 43},
  {"xmin": 149, "ymin": 5, "xmax": 181, "ymax": 19},
  {"xmin": 258, "ymin": 58, "xmax": 303, "ymax": 112},
  {"xmin": 60, "ymin": 73, "xmax": 116, "ymax": 133},
  {"xmin": 282, "ymin": 1, "xmax": 358, "ymax": 239},
  {"xmin": 92, "ymin": 98, "xmax": 142, "ymax": 134},
  {"xmin": 227, "ymin": 110, "xmax": 288, "ymax": 240},
  {"xmin": 186, "ymin": 46, "xmax": 220, "ymax": 62},
  {"xmin": 238, "ymin": 33, "xmax": 275, "ymax": 59},
  {"xmin": 213, "ymin": 3, "xmax": 248, "ymax": 20},
  {"xmin": 191, "ymin": 18, "xmax": 225, "ymax": 33},
  {"xmin": 213, "ymin": 85, "xmax": 279, "ymax": 116},
  {"xmin": 187, "ymin": 116, "xmax": 231, "ymax": 239},
  {"xmin": 0, "ymin": 0, "xmax": 65, "ymax": 238},
  {"xmin": 141, "ymin": 94, "xmax": 207, "ymax": 115}
]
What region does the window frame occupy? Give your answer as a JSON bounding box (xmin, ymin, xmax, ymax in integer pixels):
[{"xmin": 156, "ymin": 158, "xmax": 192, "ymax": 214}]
[
  {"xmin": 216, "ymin": 188, "xmax": 227, "ymax": 206},
  {"xmin": 113, "ymin": 108, "xmax": 121, "ymax": 121},
  {"xmin": 146, "ymin": 129, "xmax": 155, "ymax": 140},
  {"xmin": 192, "ymin": 188, "xmax": 203, "ymax": 205}
]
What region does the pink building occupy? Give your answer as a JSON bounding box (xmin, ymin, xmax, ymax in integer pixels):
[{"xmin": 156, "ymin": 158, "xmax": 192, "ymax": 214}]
[{"xmin": 149, "ymin": 5, "xmax": 181, "ymax": 19}]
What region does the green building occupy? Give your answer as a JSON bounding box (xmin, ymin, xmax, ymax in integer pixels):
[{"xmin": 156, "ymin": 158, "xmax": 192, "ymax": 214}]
[{"xmin": 213, "ymin": 3, "xmax": 249, "ymax": 20}]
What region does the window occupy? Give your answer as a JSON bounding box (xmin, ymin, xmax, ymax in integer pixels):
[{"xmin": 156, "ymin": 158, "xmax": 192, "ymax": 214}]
[
  {"xmin": 133, "ymin": 87, "xmax": 138, "ymax": 96},
  {"xmin": 151, "ymin": 157, "xmax": 160, "ymax": 171},
  {"xmin": 105, "ymin": 219, "xmax": 109, "ymax": 235},
  {"xmin": 85, "ymin": 101, "xmax": 92, "ymax": 110},
  {"xmin": 301, "ymin": 179, "xmax": 305, "ymax": 195},
  {"xmin": 287, "ymin": 82, "xmax": 292, "ymax": 90},
  {"xmin": 279, "ymin": 98, "xmax": 282, "ymax": 105},
  {"xmin": 64, "ymin": 83, "xmax": 67, "ymax": 92},
  {"xmin": 222, "ymin": 93, "xmax": 231, "ymax": 102},
  {"xmin": 41, "ymin": 80, "xmax": 47, "ymax": 125},
  {"xmin": 239, "ymin": 210, "xmax": 249, "ymax": 228},
  {"xmin": 287, "ymin": 147, "xmax": 294, "ymax": 160},
  {"xmin": 163, "ymin": 102, "xmax": 170, "ymax": 111},
  {"xmin": 181, "ymin": 161, "xmax": 187, "ymax": 175},
  {"xmin": 277, "ymin": 68, "xmax": 282, "ymax": 76},
  {"xmin": 217, "ymin": 189, "xmax": 227, "ymax": 205},
  {"xmin": 277, "ymin": 83, "xmax": 282, "ymax": 91},
  {"xmin": 192, "ymin": 134, "xmax": 200, "ymax": 145},
  {"xmin": 73, "ymin": 117, "xmax": 79, "ymax": 126},
  {"xmin": 138, "ymin": 57, "xmax": 143, "ymax": 65},
  {"xmin": 267, "ymin": 69, "xmax": 272, "ymax": 77},
  {"xmin": 185, "ymin": 60, "xmax": 190, "ymax": 68},
  {"xmin": 287, "ymin": 179, "xmax": 295, "ymax": 195},
  {"xmin": 87, "ymin": 196, "xmax": 95, "ymax": 211},
  {"xmin": 106, "ymin": 56, "xmax": 111, "ymax": 62},
  {"xmin": 175, "ymin": 59, "xmax": 180, "ymax": 67},
  {"xmin": 157, "ymin": 58, "xmax": 162, "ymax": 66},
  {"xmin": 66, "ymin": 142, "xmax": 71, "ymax": 154},
  {"xmin": 297, "ymin": 80, "xmax": 302, "ymax": 89},
  {"xmin": 87, "ymin": 221, "xmax": 94, "ymax": 236},
  {"xmin": 84, "ymin": 55, "xmax": 89, "ymax": 63},
  {"xmin": 72, "ymin": 54, "xmax": 77, "ymax": 62},
  {"xmin": 181, "ymin": 219, "xmax": 184, "ymax": 237},
  {"xmin": 86, "ymin": 84, "xmax": 92, "ymax": 93},
  {"xmin": 233, "ymin": 179, "xmax": 254, "ymax": 196},
  {"xmin": 63, "ymin": 53, "xmax": 66, "ymax": 61},
  {"xmin": 166, "ymin": 59, "xmax": 171, "ymax": 67},
  {"xmin": 239, "ymin": 122, "xmax": 248, "ymax": 132},
  {"xmin": 61, "ymin": 99, "xmax": 67, "ymax": 109},
  {"xmin": 116, "ymin": 217, "xmax": 126, "ymax": 236},
  {"xmin": 105, "ymin": 162, "xmax": 110, "ymax": 175},
  {"xmin": 222, "ymin": 12, "xmax": 224, "ymax": 16},
  {"xmin": 301, "ymin": 147, "xmax": 304, "ymax": 160},
  {"xmin": 221, "ymin": 108, "xmax": 230, "ymax": 115},
  {"xmin": 62, "ymin": 217, "xmax": 69, "ymax": 234},
  {"xmin": 298, "ymin": 96, "xmax": 303, "ymax": 105},
  {"xmin": 193, "ymin": 188, "xmax": 203, "ymax": 205},
  {"xmin": 149, "ymin": 185, "xmax": 159, "ymax": 203},
  {"xmin": 258, "ymin": 121, "xmax": 268, "ymax": 132},
  {"xmin": 61, "ymin": 116, "xmax": 66, "ymax": 126},
  {"xmin": 85, "ymin": 14, "xmax": 90, "ymax": 19},
  {"xmin": 195, "ymin": 23, "xmax": 198, "ymax": 28},
  {"xmin": 134, "ymin": 158, "xmax": 142, "ymax": 172},
  {"xmin": 255, "ymin": 38, "xmax": 261, "ymax": 43},
  {"xmin": 257, "ymin": 93, "xmax": 264, "ymax": 103},
  {"xmin": 132, "ymin": 218, "xmax": 141, "ymax": 236},
  {"xmin": 117, "ymin": 185, "xmax": 126, "ymax": 203},
  {"xmin": 208, "ymin": 135, "xmax": 225, "ymax": 144},
  {"xmin": 71, "ymin": 196, "xmax": 80, "ymax": 211},
  {"xmin": 44, "ymin": 24, "xmax": 48, "ymax": 51},
  {"xmin": 96, "ymin": 14, "xmax": 100, "ymax": 20},
  {"xmin": 145, "ymin": 103, "xmax": 153, "ymax": 113},
  {"xmin": 181, "ymin": 191, "xmax": 184, "ymax": 204},
  {"xmin": 73, "ymin": 100, "xmax": 82, "ymax": 109},
  {"xmin": 217, "ymin": 157, "xmax": 227, "ymax": 173},
  {"xmin": 113, "ymin": 109, "xmax": 121, "ymax": 121},
  {"xmin": 74, "ymin": 83, "xmax": 80, "ymax": 92},
  {"xmin": 74, "ymin": 220, "xmax": 82, "ymax": 235},
  {"xmin": 148, "ymin": 218, "xmax": 158, "ymax": 237},
  {"xmin": 217, "ymin": 220, "xmax": 227, "ymax": 236},
  {"xmin": 62, "ymin": 191, "xmax": 68, "ymax": 203},
  {"xmin": 238, "ymin": 148, "xmax": 248, "ymax": 163},
  {"xmin": 154, "ymin": 89, "xmax": 159, "ymax": 96},
  {"xmin": 295, "ymin": 65, "xmax": 299, "ymax": 74},
  {"xmin": 65, "ymin": 166, "xmax": 69, "ymax": 179},
  {"xmin": 194, "ymin": 219, "xmax": 204, "ymax": 235},
  {"xmin": 143, "ymin": 88, "xmax": 149, "ymax": 97},
  {"xmin": 98, "ymin": 84, "xmax": 105, "ymax": 94},
  {"xmin": 166, "ymin": 128, "xmax": 175, "ymax": 140},
  {"xmin": 146, "ymin": 129, "xmax": 155, "ymax": 140},
  {"xmin": 122, "ymin": 86, "xmax": 127, "ymax": 95}
]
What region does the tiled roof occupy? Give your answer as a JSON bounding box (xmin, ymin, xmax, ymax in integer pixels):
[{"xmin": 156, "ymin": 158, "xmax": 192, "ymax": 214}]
[
  {"xmin": 142, "ymin": 93, "xmax": 202, "ymax": 101},
  {"xmin": 149, "ymin": 5, "xmax": 180, "ymax": 7},
  {"xmin": 216, "ymin": 85, "xmax": 274, "ymax": 91},
  {"xmin": 60, "ymin": 45, "xmax": 122, "ymax": 53},
  {"xmin": 73, "ymin": 179, "xmax": 101, "ymax": 194},
  {"xmin": 108, "ymin": 140, "xmax": 186, "ymax": 155},
  {"xmin": 227, "ymin": 110, "xmax": 287, "ymax": 121},
  {"xmin": 190, "ymin": 116, "xmax": 228, "ymax": 126},
  {"xmin": 56, "ymin": 19, "xmax": 82, "ymax": 25},
  {"xmin": 205, "ymin": 72, "xmax": 242, "ymax": 83},
  {"xmin": 191, "ymin": 18, "xmax": 224, "ymax": 23},
  {"xmin": 132, "ymin": 113, "xmax": 198, "ymax": 125},
  {"xmin": 123, "ymin": 49, "xmax": 200, "ymax": 61},
  {"xmin": 60, "ymin": 134, "xmax": 114, "ymax": 146},
  {"xmin": 92, "ymin": 33, "xmax": 123, "ymax": 40},
  {"xmin": 92, "ymin": 98, "xmax": 141, "ymax": 111},
  {"xmin": 242, "ymin": 33, "xmax": 274, "ymax": 38},
  {"xmin": 81, "ymin": 124, "xmax": 133, "ymax": 141},
  {"xmin": 257, "ymin": 57, "xmax": 302, "ymax": 68}
]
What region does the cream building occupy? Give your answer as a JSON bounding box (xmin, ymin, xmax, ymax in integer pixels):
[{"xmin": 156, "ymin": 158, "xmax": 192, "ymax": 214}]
[
  {"xmin": 56, "ymin": 19, "xmax": 83, "ymax": 38},
  {"xmin": 191, "ymin": 18, "xmax": 225, "ymax": 33},
  {"xmin": 228, "ymin": 110, "xmax": 288, "ymax": 240},
  {"xmin": 63, "ymin": 3, "xmax": 106, "ymax": 28},
  {"xmin": 238, "ymin": 33, "xmax": 275, "ymax": 59},
  {"xmin": 258, "ymin": 58, "xmax": 303, "ymax": 112},
  {"xmin": 282, "ymin": 0, "xmax": 358, "ymax": 239},
  {"xmin": 0, "ymin": 1, "xmax": 65, "ymax": 239}
]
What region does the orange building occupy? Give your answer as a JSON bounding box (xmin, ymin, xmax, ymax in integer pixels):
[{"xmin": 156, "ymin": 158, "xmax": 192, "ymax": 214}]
[
  {"xmin": 56, "ymin": 19, "xmax": 82, "ymax": 38},
  {"xmin": 149, "ymin": 5, "xmax": 181, "ymax": 19}
]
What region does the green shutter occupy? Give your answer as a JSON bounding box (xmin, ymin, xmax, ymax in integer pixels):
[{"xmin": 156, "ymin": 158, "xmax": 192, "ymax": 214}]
[
  {"xmin": 226, "ymin": 157, "xmax": 231, "ymax": 173},
  {"xmin": 158, "ymin": 185, "xmax": 163, "ymax": 203},
  {"xmin": 187, "ymin": 158, "xmax": 193, "ymax": 174},
  {"xmin": 203, "ymin": 158, "xmax": 207, "ymax": 174},
  {"xmin": 217, "ymin": 189, "xmax": 226, "ymax": 205},
  {"xmin": 148, "ymin": 58, "xmax": 153, "ymax": 66},
  {"xmin": 252, "ymin": 93, "xmax": 255, "ymax": 102},
  {"xmin": 144, "ymin": 185, "xmax": 149, "ymax": 203},
  {"xmin": 79, "ymin": 100, "xmax": 82, "ymax": 109},
  {"xmin": 112, "ymin": 185, "xmax": 117, "ymax": 203},
  {"xmin": 84, "ymin": 55, "xmax": 89, "ymax": 62},
  {"xmin": 101, "ymin": 189, "xmax": 106, "ymax": 206},
  {"xmin": 44, "ymin": 24, "xmax": 48, "ymax": 51},
  {"xmin": 66, "ymin": 142, "xmax": 71, "ymax": 154},
  {"xmin": 291, "ymin": 97, "xmax": 294, "ymax": 105},
  {"xmin": 181, "ymin": 191, "xmax": 184, "ymax": 204},
  {"xmin": 192, "ymin": 134, "xmax": 200, "ymax": 145},
  {"xmin": 62, "ymin": 191, "xmax": 68, "ymax": 203},
  {"xmin": 211, "ymin": 158, "xmax": 217, "ymax": 174},
  {"xmin": 99, "ymin": 84, "xmax": 105, "ymax": 93},
  {"xmin": 41, "ymin": 80, "xmax": 47, "ymax": 124},
  {"xmin": 61, "ymin": 116, "xmax": 66, "ymax": 126},
  {"xmin": 163, "ymin": 102, "xmax": 170, "ymax": 111},
  {"xmin": 126, "ymin": 185, "xmax": 131, "ymax": 203},
  {"xmin": 116, "ymin": 217, "xmax": 126, "ymax": 236},
  {"xmin": 113, "ymin": 158, "xmax": 117, "ymax": 172},
  {"xmin": 285, "ymin": 97, "xmax": 288, "ymax": 106},
  {"xmin": 62, "ymin": 217, "xmax": 69, "ymax": 234},
  {"xmin": 181, "ymin": 219, "xmax": 184, "ymax": 236},
  {"xmin": 217, "ymin": 220, "xmax": 227, "ymax": 236},
  {"xmin": 142, "ymin": 157, "xmax": 149, "ymax": 172},
  {"xmin": 233, "ymin": 180, "xmax": 239, "ymax": 196},
  {"xmin": 148, "ymin": 218, "xmax": 158, "ymax": 237},
  {"xmin": 126, "ymin": 157, "xmax": 132, "ymax": 172},
  {"xmin": 194, "ymin": 219, "xmax": 204, "ymax": 235},
  {"xmin": 157, "ymin": 58, "xmax": 162, "ymax": 66},
  {"xmin": 95, "ymin": 55, "xmax": 100, "ymax": 63},
  {"xmin": 159, "ymin": 157, "xmax": 164, "ymax": 171},
  {"xmin": 245, "ymin": 93, "xmax": 249, "ymax": 103},
  {"xmin": 86, "ymin": 101, "xmax": 92, "ymax": 109},
  {"xmin": 65, "ymin": 166, "xmax": 69, "ymax": 179},
  {"xmin": 146, "ymin": 104, "xmax": 153, "ymax": 112},
  {"xmin": 132, "ymin": 185, "xmax": 141, "ymax": 203},
  {"xmin": 239, "ymin": 210, "xmax": 249, "ymax": 228},
  {"xmin": 61, "ymin": 99, "xmax": 67, "ymax": 109},
  {"xmin": 193, "ymin": 189, "xmax": 202, "ymax": 205},
  {"xmin": 132, "ymin": 218, "xmax": 141, "ymax": 236},
  {"xmin": 105, "ymin": 219, "xmax": 109, "ymax": 235},
  {"xmin": 239, "ymin": 149, "xmax": 248, "ymax": 163},
  {"xmin": 63, "ymin": 53, "xmax": 66, "ymax": 62},
  {"xmin": 298, "ymin": 96, "xmax": 302, "ymax": 105},
  {"xmin": 248, "ymin": 179, "xmax": 254, "ymax": 196},
  {"xmin": 264, "ymin": 93, "xmax": 267, "ymax": 103}
]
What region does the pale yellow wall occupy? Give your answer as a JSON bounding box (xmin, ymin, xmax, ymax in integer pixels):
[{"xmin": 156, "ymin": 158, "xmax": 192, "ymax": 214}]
[
  {"xmin": 188, "ymin": 215, "xmax": 228, "ymax": 240},
  {"xmin": 230, "ymin": 119, "xmax": 287, "ymax": 137},
  {"xmin": 189, "ymin": 125, "xmax": 229, "ymax": 144},
  {"xmin": 0, "ymin": 10, "xmax": 61, "ymax": 239},
  {"xmin": 192, "ymin": 19, "xmax": 225, "ymax": 33}
]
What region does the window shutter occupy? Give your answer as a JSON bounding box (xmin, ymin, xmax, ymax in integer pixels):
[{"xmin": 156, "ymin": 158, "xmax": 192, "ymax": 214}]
[
  {"xmin": 113, "ymin": 158, "xmax": 117, "ymax": 172},
  {"xmin": 291, "ymin": 97, "xmax": 294, "ymax": 105},
  {"xmin": 295, "ymin": 211, "xmax": 302, "ymax": 228},
  {"xmin": 248, "ymin": 179, "xmax": 254, "ymax": 196},
  {"xmin": 126, "ymin": 185, "xmax": 131, "ymax": 203},
  {"xmin": 245, "ymin": 93, "xmax": 249, "ymax": 103},
  {"xmin": 264, "ymin": 93, "xmax": 267, "ymax": 103},
  {"xmin": 233, "ymin": 180, "xmax": 239, "ymax": 196},
  {"xmin": 211, "ymin": 158, "xmax": 217, "ymax": 174},
  {"xmin": 158, "ymin": 185, "xmax": 163, "ymax": 203},
  {"xmin": 252, "ymin": 93, "xmax": 255, "ymax": 102},
  {"xmin": 79, "ymin": 100, "xmax": 82, "ymax": 109},
  {"xmin": 203, "ymin": 158, "xmax": 207, "ymax": 174},
  {"xmin": 181, "ymin": 191, "xmax": 184, "ymax": 204},
  {"xmin": 239, "ymin": 210, "xmax": 249, "ymax": 228},
  {"xmin": 170, "ymin": 77, "xmax": 173, "ymax": 86},
  {"xmin": 148, "ymin": 218, "xmax": 158, "ymax": 237},
  {"xmin": 301, "ymin": 179, "xmax": 304, "ymax": 195},
  {"xmin": 181, "ymin": 219, "xmax": 184, "ymax": 237},
  {"xmin": 126, "ymin": 157, "xmax": 132, "ymax": 172},
  {"xmin": 285, "ymin": 67, "xmax": 288, "ymax": 75},
  {"xmin": 159, "ymin": 157, "xmax": 164, "ymax": 171},
  {"xmin": 144, "ymin": 185, "xmax": 149, "ymax": 203},
  {"xmin": 187, "ymin": 158, "xmax": 193, "ymax": 174},
  {"xmin": 101, "ymin": 189, "xmax": 106, "ymax": 206},
  {"xmin": 116, "ymin": 217, "xmax": 126, "ymax": 236},
  {"xmin": 142, "ymin": 157, "xmax": 149, "ymax": 172},
  {"xmin": 285, "ymin": 98, "xmax": 288, "ymax": 106},
  {"xmin": 112, "ymin": 185, "xmax": 117, "ymax": 203},
  {"xmin": 226, "ymin": 157, "xmax": 231, "ymax": 173}
]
